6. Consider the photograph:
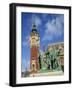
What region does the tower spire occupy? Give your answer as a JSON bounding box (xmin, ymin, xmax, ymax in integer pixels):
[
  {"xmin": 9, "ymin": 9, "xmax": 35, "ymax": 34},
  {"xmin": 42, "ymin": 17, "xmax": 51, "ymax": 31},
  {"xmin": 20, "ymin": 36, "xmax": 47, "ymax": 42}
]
[
  {"xmin": 32, "ymin": 14, "xmax": 37, "ymax": 30},
  {"xmin": 33, "ymin": 14, "xmax": 36, "ymax": 25},
  {"xmin": 31, "ymin": 14, "xmax": 39, "ymax": 35}
]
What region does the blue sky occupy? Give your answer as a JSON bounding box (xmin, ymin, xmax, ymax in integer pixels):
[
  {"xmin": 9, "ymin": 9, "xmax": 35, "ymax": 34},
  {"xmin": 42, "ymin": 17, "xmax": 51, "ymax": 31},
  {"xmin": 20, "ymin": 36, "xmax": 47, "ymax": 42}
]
[{"xmin": 21, "ymin": 12, "xmax": 64, "ymax": 72}]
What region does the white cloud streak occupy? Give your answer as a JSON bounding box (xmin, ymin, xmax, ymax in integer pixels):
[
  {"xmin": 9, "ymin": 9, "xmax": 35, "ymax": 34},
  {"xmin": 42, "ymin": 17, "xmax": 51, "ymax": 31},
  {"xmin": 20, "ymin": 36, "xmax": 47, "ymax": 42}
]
[
  {"xmin": 22, "ymin": 58, "xmax": 30, "ymax": 72},
  {"xmin": 42, "ymin": 15, "xmax": 64, "ymax": 41},
  {"xmin": 35, "ymin": 15, "xmax": 42, "ymax": 27},
  {"xmin": 32, "ymin": 14, "xmax": 42, "ymax": 27},
  {"xmin": 23, "ymin": 36, "xmax": 30, "ymax": 47}
]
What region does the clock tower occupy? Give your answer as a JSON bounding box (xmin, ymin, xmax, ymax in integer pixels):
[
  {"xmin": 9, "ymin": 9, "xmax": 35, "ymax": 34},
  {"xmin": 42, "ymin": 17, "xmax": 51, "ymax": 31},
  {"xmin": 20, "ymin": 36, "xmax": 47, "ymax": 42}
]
[{"xmin": 30, "ymin": 21, "xmax": 40, "ymax": 73}]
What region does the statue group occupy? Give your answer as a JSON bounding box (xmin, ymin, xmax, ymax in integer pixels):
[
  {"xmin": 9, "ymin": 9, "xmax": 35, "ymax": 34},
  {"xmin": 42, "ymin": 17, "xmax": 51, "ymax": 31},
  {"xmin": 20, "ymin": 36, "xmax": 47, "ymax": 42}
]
[{"xmin": 39, "ymin": 48, "xmax": 62, "ymax": 72}]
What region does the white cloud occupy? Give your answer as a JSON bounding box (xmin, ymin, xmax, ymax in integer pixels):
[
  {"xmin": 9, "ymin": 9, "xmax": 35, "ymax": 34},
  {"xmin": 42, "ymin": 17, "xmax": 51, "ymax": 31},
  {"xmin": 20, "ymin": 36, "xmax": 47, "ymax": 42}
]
[
  {"xmin": 42, "ymin": 14, "xmax": 48, "ymax": 21},
  {"xmin": 42, "ymin": 15, "xmax": 64, "ymax": 41},
  {"xmin": 32, "ymin": 15, "xmax": 42, "ymax": 27},
  {"xmin": 35, "ymin": 16, "xmax": 41, "ymax": 26},
  {"xmin": 22, "ymin": 58, "xmax": 30, "ymax": 72},
  {"xmin": 42, "ymin": 33, "xmax": 53, "ymax": 41},
  {"xmin": 23, "ymin": 36, "xmax": 30, "ymax": 47}
]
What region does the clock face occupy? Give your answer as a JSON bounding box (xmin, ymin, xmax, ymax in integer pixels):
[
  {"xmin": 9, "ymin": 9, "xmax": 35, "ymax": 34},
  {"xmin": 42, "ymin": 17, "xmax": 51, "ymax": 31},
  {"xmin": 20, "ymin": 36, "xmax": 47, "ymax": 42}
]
[{"xmin": 30, "ymin": 36, "xmax": 39, "ymax": 46}]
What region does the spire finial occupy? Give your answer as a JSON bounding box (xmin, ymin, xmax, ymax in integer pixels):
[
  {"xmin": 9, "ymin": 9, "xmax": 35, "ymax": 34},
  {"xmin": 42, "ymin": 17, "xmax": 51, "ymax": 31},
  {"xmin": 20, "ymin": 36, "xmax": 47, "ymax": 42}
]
[
  {"xmin": 32, "ymin": 14, "xmax": 37, "ymax": 29},
  {"xmin": 33, "ymin": 14, "xmax": 36, "ymax": 25},
  {"xmin": 31, "ymin": 14, "xmax": 39, "ymax": 35}
]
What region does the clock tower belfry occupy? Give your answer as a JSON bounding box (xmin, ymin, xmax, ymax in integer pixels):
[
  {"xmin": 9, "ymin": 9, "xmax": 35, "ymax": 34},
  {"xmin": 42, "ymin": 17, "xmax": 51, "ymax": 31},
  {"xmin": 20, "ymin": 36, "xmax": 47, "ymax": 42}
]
[{"xmin": 30, "ymin": 20, "xmax": 40, "ymax": 73}]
